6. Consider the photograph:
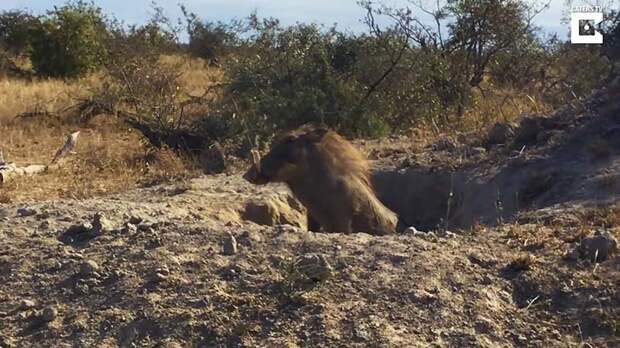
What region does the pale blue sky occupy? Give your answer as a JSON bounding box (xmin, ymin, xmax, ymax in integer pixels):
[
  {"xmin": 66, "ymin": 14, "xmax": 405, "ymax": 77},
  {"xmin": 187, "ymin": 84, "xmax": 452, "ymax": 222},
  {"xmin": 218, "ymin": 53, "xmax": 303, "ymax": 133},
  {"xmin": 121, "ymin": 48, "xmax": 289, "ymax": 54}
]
[{"xmin": 0, "ymin": 0, "xmax": 571, "ymax": 38}]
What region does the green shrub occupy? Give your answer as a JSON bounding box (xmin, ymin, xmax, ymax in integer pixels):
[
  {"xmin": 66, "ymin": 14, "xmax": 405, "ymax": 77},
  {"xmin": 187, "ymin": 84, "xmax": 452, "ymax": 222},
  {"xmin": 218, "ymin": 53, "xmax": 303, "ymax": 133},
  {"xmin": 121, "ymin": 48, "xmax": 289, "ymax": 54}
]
[
  {"xmin": 221, "ymin": 20, "xmax": 391, "ymax": 140},
  {"xmin": 29, "ymin": 1, "xmax": 109, "ymax": 78},
  {"xmin": 545, "ymin": 42, "xmax": 610, "ymax": 102},
  {"xmin": 0, "ymin": 10, "xmax": 39, "ymax": 56}
]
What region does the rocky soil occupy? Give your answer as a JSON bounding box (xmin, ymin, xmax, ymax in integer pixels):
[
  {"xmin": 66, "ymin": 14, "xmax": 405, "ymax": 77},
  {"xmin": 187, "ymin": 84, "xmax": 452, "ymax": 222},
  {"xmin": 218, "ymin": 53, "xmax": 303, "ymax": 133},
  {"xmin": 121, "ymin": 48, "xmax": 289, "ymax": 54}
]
[{"xmin": 1, "ymin": 83, "xmax": 619, "ymax": 347}]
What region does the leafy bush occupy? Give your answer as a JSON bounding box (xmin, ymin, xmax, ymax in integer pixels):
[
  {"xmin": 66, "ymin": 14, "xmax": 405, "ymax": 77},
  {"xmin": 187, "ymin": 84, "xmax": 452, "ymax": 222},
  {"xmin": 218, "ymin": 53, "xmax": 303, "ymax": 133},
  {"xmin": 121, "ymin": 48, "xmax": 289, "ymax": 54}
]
[
  {"xmin": 544, "ymin": 42, "xmax": 610, "ymax": 103},
  {"xmin": 220, "ymin": 19, "xmax": 391, "ymax": 140},
  {"xmin": 123, "ymin": 4, "xmax": 180, "ymax": 55},
  {"xmin": 0, "ymin": 10, "xmax": 39, "ymax": 56},
  {"xmin": 601, "ymin": 10, "xmax": 620, "ymax": 64},
  {"xmin": 488, "ymin": 33, "xmax": 549, "ymax": 89},
  {"xmin": 181, "ymin": 6, "xmax": 237, "ymax": 62},
  {"xmin": 29, "ymin": 1, "xmax": 109, "ymax": 78}
]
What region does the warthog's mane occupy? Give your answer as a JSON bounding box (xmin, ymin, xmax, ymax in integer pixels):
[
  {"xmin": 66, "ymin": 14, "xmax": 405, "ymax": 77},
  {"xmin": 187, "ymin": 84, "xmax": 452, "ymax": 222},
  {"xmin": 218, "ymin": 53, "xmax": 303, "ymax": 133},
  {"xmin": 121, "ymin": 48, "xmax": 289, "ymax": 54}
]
[{"xmin": 283, "ymin": 124, "xmax": 371, "ymax": 187}]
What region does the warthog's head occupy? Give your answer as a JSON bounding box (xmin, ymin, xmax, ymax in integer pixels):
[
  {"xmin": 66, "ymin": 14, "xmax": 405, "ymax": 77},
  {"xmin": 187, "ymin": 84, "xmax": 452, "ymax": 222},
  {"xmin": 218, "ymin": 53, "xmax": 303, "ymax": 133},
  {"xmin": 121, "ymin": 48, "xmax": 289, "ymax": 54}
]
[{"xmin": 243, "ymin": 126, "xmax": 329, "ymax": 185}]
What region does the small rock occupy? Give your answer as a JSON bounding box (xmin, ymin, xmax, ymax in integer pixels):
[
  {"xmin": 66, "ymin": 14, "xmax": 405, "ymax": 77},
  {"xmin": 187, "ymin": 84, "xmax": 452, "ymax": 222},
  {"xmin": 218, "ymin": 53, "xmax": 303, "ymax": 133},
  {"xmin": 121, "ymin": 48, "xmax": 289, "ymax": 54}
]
[
  {"xmin": 17, "ymin": 207, "xmax": 37, "ymax": 217},
  {"xmin": 404, "ymin": 226, "xmax": 424, "ymax": 234},
  {"xmin": 153, "ymin": 272, "xmax": 168, "ymax": 282},
  {"xmin": 469, "ymin": 147, "xmax": 487, "ymax": 156},
  {"xmin": 294, "ymin": 253, "xmax": 333, "ymax": 281},
  {"xmin": 578, "ymin": 230, "xmax": 618, "ymax": 262},
  {"xmin": 276, "ymin": 224, "xmax": 302, "ymax": 234},
  {"xmin": 516, "ymin": 335, "xmax": 528, "ymax": 344},
  {"xmin": 92, "ymin": 212, "xmax": 114, "ymax": 233},
  {"xmin": 128, "ymin": 215, "xmax": 143, "ymax": 225},
  {"xmin": 80, "ymin": 260, "xmax": 100, "ymax": 276},
  {"xmin": 123, "ymin": 223, "xmax": 137, "ymax": 233},
  {"xmin": 439, "ymin": 230, "xmax": 457, "ymax": 238},
  {"xmin": 487, "ymin": 122, "xmax": 515, "ymax": 145},
  {"xmin": 564, "ymin": 245, "xmax": 580, "ymax": 261},
  {"xmin": 75, "ymin": 281, "xmax": 90, "ymax": 295},
  {"xmin": 38, "ymin": 220, "xmax": 50, "ymax": 230},
  {"xmin": 41, "ymin": 306, "xmax": 57, "ymax": 322},
  {"xmin": 0, "ymin": 336, "xmax": 15, "ymax": 348},
  {"xmin": 353, "ymin": 324, "xmax": 372, "ymax": 341},
  {"xmin": 19, "ymin": 299, "xmax": 36, "ymax": 310},
  {"xmin": 137, "ymin": 224, "xmax": 152, "ymax": 232},
  {"xmin": 225, "ymin": 221, "xmax": 241, "ymax": 227},
  {"xmin": 0, "ymin": 208, "xmax": 10, "ymax": 218},
  {"xmin": 474, "ymin": 316, "xmax": 495, "ymax": 334},
  {"xmin": 407, "ymin": 227, "xmax": 436, "ymax": 240},
  {"xmin": 410, "ymin": 289, "xmax": 438, "ymax": 304},
  {"xmin": 237, "ymin": 230, "xmax": 262, "ymax": 246},
  {"xmin": 155, "ymin": 265, "xmax": 170, "ymax": 275},
  {"xmin": 222, "ymin": 233, "xmax": 238, "ymax": 255}
]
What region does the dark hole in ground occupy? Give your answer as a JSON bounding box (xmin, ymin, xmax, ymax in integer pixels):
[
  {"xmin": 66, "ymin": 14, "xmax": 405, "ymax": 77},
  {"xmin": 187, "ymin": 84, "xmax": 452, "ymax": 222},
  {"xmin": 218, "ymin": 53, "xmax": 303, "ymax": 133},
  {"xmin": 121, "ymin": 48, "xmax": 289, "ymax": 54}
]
[{"xmin": 372, "ymin": 166, "xmax": 524, "ymax": 231}]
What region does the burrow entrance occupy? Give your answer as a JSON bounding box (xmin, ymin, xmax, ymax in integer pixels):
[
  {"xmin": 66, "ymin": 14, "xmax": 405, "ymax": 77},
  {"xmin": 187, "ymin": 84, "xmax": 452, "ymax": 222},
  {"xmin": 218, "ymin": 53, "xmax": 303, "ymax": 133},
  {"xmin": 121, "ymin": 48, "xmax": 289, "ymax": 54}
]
[
  {"xmin": 372, "ymin": 155, "xmax": 582, "ymax": 231},
  {"xmin": 372, "ymin": 167, "xmax": 511, "ymax": 231},
  {"xmin": 242, "ymin": 159, "xmax": 573, "ymax": 231}
]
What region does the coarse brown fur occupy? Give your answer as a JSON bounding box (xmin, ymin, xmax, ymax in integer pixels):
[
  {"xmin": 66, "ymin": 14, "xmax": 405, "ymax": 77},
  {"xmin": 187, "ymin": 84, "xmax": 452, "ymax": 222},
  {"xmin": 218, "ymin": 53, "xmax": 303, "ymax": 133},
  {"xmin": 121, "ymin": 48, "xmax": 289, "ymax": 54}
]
[{"xmin": 243, "ymin": 124, "xmax": 398, "ymax": 235}]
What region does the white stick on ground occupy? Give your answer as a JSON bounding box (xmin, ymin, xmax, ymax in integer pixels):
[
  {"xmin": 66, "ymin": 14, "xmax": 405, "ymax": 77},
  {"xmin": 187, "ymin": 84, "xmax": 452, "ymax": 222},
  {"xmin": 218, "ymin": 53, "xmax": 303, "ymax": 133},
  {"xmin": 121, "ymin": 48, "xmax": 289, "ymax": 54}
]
[
  {"xmin": 0, "ymin": 164, "xmax": 47, "ymax": 183},
  {"xmin": 0, "ymin": 131, "xmax": 81, "ymax": 184}
]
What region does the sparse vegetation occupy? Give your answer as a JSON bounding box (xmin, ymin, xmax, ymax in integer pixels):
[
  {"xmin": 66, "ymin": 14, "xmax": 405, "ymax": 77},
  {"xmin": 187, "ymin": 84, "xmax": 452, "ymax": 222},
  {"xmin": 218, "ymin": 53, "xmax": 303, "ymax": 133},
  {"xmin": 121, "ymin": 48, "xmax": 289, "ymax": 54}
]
[
  {"xmin": 0, "ymin": 0, "xmax": 616, "ymax": 198},
  {"xmin": 29, "ymin": 1, "xmax": 110, "ymax": 78}
]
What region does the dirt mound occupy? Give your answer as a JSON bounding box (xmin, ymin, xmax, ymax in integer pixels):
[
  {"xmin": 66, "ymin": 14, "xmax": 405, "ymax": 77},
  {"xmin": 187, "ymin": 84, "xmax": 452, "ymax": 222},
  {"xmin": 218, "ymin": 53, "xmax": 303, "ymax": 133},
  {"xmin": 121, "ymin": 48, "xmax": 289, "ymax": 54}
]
[{"xmin": 1, "ymin": 188, "xmax": 617, "ymax": 346}]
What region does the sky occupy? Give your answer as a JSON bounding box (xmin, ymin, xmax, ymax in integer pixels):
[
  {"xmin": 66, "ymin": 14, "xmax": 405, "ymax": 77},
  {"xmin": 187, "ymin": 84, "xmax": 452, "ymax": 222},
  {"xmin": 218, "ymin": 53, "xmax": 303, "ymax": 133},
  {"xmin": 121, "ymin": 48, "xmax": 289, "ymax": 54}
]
[{"xmin": 0, "ymin": 0, "xmax": 574, "ymax": 39}]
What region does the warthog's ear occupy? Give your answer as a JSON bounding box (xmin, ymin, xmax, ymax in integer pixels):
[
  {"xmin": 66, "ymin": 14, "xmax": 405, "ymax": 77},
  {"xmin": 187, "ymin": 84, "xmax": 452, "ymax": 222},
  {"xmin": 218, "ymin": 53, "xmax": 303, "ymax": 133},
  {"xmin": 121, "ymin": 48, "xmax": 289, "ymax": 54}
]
[
  {"xmin": 250, "ymin": 149, "xmax": 261, "ymax": 169},
  {"xmin": 244, "ymin": 149, "xmax": 267, "ymax": 184}
]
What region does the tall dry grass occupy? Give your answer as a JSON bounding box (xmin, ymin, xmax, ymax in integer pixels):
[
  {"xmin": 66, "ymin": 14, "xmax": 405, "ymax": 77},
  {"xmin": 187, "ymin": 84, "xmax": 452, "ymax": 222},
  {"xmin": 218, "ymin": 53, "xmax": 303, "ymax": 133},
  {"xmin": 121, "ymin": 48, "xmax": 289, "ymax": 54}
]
[
  {"xmin": 460, "ymin": 85, "xmax": 553, "ymax": 131},
  {"xmin": 160, "ymin": 54, "xmax": 224, "ymax": 96},
  {"xmin": 0, "ymin": 59, "xmax": 211, "ymax": 204},
  {"xmin": 418, "ymin": 83, "xmax": 553, "ymax": 140}
]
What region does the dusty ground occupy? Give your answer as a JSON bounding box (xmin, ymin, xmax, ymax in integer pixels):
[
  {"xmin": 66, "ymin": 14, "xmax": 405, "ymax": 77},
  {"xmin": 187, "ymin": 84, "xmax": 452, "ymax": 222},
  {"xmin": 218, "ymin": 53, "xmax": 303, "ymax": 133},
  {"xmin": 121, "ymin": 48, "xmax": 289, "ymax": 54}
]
[
  {"xmin": 1, "ymin": 83, "xmax": 619, "ymax": 347},
  {"xmin": 0, "ymin": 174, "xmax": 618, "ymax": 347}
]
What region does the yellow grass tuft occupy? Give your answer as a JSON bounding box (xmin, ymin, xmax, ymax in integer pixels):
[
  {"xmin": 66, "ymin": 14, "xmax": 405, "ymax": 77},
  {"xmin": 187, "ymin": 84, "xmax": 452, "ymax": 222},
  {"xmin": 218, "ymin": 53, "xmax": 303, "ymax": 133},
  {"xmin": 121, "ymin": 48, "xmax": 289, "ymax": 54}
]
[{"xmin": 0, "ymin": 58, "xmax": 206, "ymax": 204}]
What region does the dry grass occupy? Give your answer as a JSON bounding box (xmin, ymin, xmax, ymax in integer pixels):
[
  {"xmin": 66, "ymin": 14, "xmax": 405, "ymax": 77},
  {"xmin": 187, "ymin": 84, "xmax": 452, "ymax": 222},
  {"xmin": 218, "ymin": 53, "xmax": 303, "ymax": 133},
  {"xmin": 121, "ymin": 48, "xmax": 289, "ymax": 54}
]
[
  {"xmin": 160, "ymin": 54, "xmax": 224, "ymax": 96},
  {"xmin": 579, "ymin": 203, "xmax": 620, "ymax": 230},
  {"xmin": 456, "ymin": 85, "xmax": 552, "ymax": 133},
  {"xmin": 412, "ymin": 82, "xmax": 553, "ymax": 145},
  {"xmin": 0, "ymin": 59, "xmax": 208, "ymax": 204},
  {"xmin": 0, "ymin": 75, "xmax": 99, "ymax": 120},
  {"xmin": 0, "ymin": 115, "xmax": 194, "ymax": 203}
]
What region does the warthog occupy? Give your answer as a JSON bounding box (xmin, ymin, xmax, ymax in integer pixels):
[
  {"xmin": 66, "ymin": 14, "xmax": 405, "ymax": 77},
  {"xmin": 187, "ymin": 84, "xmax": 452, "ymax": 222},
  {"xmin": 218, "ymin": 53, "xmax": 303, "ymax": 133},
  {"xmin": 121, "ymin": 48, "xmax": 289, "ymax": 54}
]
[{"xmin": 244, "ymin": 125, "xmax": 399, "ymax": 235}]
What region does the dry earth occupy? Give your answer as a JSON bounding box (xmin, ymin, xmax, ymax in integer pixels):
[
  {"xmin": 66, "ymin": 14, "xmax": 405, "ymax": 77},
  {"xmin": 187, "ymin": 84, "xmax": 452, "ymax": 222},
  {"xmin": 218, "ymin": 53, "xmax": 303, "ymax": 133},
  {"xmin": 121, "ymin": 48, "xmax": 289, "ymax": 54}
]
[{"xmin": 1, "ymin": 83, "xmax": 619, "ymax": 347}]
